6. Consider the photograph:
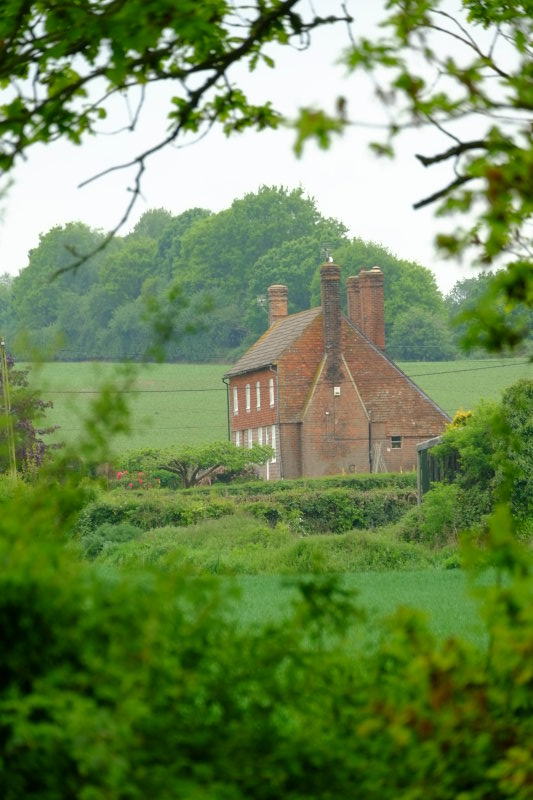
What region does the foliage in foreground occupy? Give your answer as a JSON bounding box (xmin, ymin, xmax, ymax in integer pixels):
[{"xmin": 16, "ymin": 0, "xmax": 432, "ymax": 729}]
[{"xmin": 1, "ymin": 480, "xmax": 532, "ymax": 799}]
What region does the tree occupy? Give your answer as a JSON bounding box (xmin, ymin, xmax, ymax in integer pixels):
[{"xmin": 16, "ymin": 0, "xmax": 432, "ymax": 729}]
[
  {"xmin": 0, "ymin": 351, "xmax": 58, "ymax": 473},
  {"xmin": 388, "ymin": 306, "xmax": 457, "ymax": 361},
  {"xmin": 309, "ymin": 237, "xmax": 446, "ymax": 339},
  {"xmin": 447, "ymin": 272, "xmax": 532, "ymax": 353},
  {"xmin": 315, "ymin": 0, "xmax": 532, "ymax": 353},
  {"xmin": 0, "ymin": 1, "xmax": 350, "ymax": 256},
  {"xmin": 123, "ymin": 441, "xmax": 273, "ymax": 488}
]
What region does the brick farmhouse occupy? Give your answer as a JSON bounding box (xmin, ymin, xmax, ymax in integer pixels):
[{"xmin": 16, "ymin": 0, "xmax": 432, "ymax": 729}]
[{"xmin": 224, "ymin": 262, "xmax": 450, "ymax": 480}]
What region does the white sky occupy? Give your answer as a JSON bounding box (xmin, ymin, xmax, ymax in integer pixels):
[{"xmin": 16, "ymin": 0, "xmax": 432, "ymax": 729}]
[{"xmin": 0, "ymin": 1, "xmax": 482, "ymax": 294}]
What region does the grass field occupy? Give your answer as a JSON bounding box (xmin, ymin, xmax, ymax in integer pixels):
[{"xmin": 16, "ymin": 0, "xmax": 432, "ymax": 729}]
[
  {"xmin": 227, "ymin": 571, "xmax": 489, "ymax": 646},
  {"xmin": 26, "ymin": 357, "xmax": 531, "ymax": 451}
]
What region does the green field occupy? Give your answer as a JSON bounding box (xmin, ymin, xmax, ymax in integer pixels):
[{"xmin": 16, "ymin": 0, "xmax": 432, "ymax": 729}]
[
  {"xmin": 26, "ymin": 357, "xmax": 530, "ymax": 451},
  {"xmin": 227, "ymin": 571, "xmax": 489, "ymax": 646}
]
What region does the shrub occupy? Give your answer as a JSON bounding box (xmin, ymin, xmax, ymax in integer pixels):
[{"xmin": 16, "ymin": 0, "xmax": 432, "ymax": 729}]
[
  {"xmin": 80, "ymin": 521, "xmax": 143, "ymax": 559},
  {"xmin": 97, "ymin": 514, "xmax": 437, "ymax": 574},
  {"xmin": 187, "ymin": 471, "xmax": 417, "ymax": 498},
  {"xmin": 76, "ymin": 489, "xmax": 236, "ymax": 536},
  {"xmin": 244, "ymin": 487, "xmax": 416, "ymax": 534}
]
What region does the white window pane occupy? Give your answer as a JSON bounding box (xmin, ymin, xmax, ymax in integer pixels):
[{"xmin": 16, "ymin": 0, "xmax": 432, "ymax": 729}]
[
  {"xmin": 271, "ymin": 425, "xmax": 276, "ymax": 462},
  {"xmin": 256, "ymin": 381, "xmax": 261, "ymax": 409},
  {"xmin": 235, "ymin": 430, "xmax": 241, "ymax": 447},
  {"xmin": 269, "ymin": 377, "xmax": 275, "ymax": 407},
  {"xmin": 245, "ymin": 384, "xmax": 250, "ymax": 411},
  {"xmin": 233, "ymin": 387, "xmax": 238, "ymax": 414},
  {"xmin": 258, "ymin": 427, "xmax": 263, "ymax": 445}
]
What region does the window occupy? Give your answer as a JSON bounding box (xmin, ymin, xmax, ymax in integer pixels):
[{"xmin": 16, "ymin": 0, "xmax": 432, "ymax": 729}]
[
  {"xmin": 269, "ymin": 377, "xmax": 275, "ymax": 407},
  {"xmin": 256, "ymin": 381, "xmax": 261, "ymax": 409},
  {"xmin": 245, "ymin": 383, "xmax": 251, "ymax": 412},
  {"xmin": 258, "ymin": 427, "xmax": 263, "ymax": 445},
  {"xmin": 247, "ymin": 429, "xmax": 253, "ymax": 449},
  {"xmin": 233, "ymin": 387, "xmax": 238, "ymax": 415},
  {"xmin": 235, "ymin": 430, "xmax": 241, "ymax": 447},
  {"xmin": 271, "ymin": 425, "xmax": 277, "ymax": 462},
  {"xmin": 391, "ymin": 436, "xmax": 402, "ymax": 449}
]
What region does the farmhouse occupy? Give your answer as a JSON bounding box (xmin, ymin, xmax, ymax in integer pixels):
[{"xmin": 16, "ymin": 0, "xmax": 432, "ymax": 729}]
[{"xmin": 224, "ymin": 262, "xmax": 450, "ymax": 479}]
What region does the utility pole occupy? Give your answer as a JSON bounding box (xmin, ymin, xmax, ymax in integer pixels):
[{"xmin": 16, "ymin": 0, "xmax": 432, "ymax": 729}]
[{"xmin": 0, "ymin": 337, "xmax": 17, "ymax": 478}]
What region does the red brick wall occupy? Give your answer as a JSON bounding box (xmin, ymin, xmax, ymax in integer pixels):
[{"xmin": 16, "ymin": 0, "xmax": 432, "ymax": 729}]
[
  {"xmin": 229, "ymin": 368, "xmax": 277, "ymax": 433},
  {"xmin": 301, "ymin": 355, "xmax": 370, "ymax": 476},
  {"xmin": 342, "ymin": 318, "xmax": 449, "ymax": 471}
]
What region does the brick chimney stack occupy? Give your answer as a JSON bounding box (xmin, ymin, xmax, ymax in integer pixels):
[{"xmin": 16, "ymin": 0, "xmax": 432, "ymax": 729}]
[
  {"xmin": 267, "ymin": 284, "xmax": 288, "ymax": 327},
  {"xmin": 320, "ymin": 261, "xmax": 342, "ymax": 382},
  {"xmin": 346, "ymin": 275, "xmax": 361, "ymax": 328},
  {"xmin": 358, "ymin": 266, "xmax": 385, "ymax": 349}
]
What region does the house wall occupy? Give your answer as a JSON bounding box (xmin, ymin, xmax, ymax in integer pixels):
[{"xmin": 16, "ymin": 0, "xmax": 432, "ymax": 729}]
[
  {"xmin": 342, "ymin": 320, "xmax": 449, "ymax": 471},
  {"xmin": 228, "ymin": 368, "xmax": 281, "ymax": 480},
  {"xmin": 300, "ymin": 355, "xmax": 370, "ymax": 476}
]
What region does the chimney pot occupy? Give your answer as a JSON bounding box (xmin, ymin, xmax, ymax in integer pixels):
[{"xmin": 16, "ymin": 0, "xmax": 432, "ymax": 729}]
[{"xmin": 267, "ymin": 284, "xmax": 288, "ymax": 327}]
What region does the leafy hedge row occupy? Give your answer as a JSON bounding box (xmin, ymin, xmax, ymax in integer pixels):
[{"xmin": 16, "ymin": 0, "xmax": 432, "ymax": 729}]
[
  {"xmin": 188, "ymin": 471, "xmax": 416, "ymax": 497},
  {"xmin": 76, "ymin": 490, "xmax": 235, "ymax": 537},
  {"xmin": 76, "ymin": 485, "xmax": 417, "ymax": 538},
  {"xmin": 244, "ymin": 487, "xmax": 417, "ymax": 533}
]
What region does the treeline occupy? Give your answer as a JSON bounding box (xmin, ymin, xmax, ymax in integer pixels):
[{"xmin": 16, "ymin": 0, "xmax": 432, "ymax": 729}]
[{"xmin": 1, "ymin": 186, "xmax": 526, "ymax": 362}]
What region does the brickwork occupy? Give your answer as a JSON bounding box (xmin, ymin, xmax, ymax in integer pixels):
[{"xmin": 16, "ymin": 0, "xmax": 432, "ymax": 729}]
[
  {"xmin": 346, "ymin": 275, "xmax": 361, "ymax": 328},
  {"xmin": 268, "ymin": 284, "xmax": 288, "ymax": 327},
  {"xmin": 320, "ymin": 262, "xmax": 343, "ymax": 383},
  {"xmin": 301, "ymin": 356, "xmax": 370, "ymax": 476},
  {"xmin": 225, "ymin": 265, "xmax": 449, "ymax": 479},
  {"xmin": 358, "ymin": 268, "xmax": 385, "ymax": 349},
  {"xmin": 342, "ymin": 318, "xmax": 449, "ymax": 471}
]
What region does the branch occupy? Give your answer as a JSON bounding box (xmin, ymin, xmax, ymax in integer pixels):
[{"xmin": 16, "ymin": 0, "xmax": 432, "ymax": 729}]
[
  {"xmin": 416, "ymin": 139, "xmax": 488, "ymax": 167},
  {"xmin": 413, "ymin": 175, "xmax": 474, "ymax": 210}
]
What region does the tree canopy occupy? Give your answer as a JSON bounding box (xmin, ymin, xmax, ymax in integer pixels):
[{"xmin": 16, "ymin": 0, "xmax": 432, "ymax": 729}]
[{"xmin": 5, "ymin": 186, "xmax": 453, "ymax": 361}]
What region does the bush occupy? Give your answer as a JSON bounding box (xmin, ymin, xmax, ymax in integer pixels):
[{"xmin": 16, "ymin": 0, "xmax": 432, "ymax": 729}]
[
  {"xmin": 76, "ymin": 489, "xmax": 236, "ymax": 536},
  {"xmin": 80, "ymin": 521, "xmax": 143, "ymax": 559},
  {"xmin": 244, "ymin": 487, "xmax": 416, "ymax": 534},
  {"xmin": 187, "ymin": 471, "xmax": 417, "ymax": 498},
  {"xmin": 97, "ymin": 514, "xmax": 437, "ymax": 574},
  {"xmin": 1, "ymin": 478, "xmax": 532, "ymax": 798}
]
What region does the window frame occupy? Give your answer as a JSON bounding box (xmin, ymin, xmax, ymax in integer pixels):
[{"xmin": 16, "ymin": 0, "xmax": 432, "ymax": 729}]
[
  {"xmin": 271, "ymin": 424, "xmax": 277, "ymax": 462},
  {"xmin": 391, "ymin": 435, "xmax": 402, "ymax": 449},
  {"xmin": 269, "ymin": 377, "xmax": 275, "ymax": 407},
  {"xmin": 233, "ymin": 386, "xmax": 238, "ymax": 415},
  {"xmin": 245, "ymin": 383, "xmax": 251, "ymax": 412},
  {"xmin": 256, "ymin": 381, "xmax": 261, "ymax": 409}
]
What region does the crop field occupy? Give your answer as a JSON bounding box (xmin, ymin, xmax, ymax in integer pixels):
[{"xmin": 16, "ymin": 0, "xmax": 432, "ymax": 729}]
[
  {"xmin": 26, "ymin": 357, "xmax": 530, "ymax": 452},
  {"xmin": 223, "ymin": 571, "xmax": 489, "ymax": 646}
]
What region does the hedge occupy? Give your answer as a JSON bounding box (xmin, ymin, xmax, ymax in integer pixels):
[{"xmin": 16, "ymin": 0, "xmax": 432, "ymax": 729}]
[
  {"xmin": 244, "ymin": 487, "xmax": 417, "ymax": 533},
  {"xmin": 186, "ymin": 471, "xmax": 417, "ymax": 497}
]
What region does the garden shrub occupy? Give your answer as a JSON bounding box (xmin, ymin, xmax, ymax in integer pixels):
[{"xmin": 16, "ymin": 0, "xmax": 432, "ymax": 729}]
[
  {"xmin": 187, "ymin": 471, "xmax": 417, "ymax": 498},
  {"xmin": 243, "ymin": 487, "xmax": 416, "ymax": 534},
  {"xmin": 80, "ymin": 521, "xmax": 143, "ymax": 559},
  {"xmin": 76, "ymin": 489, "xmax": 236, "ymax": 536},
  {"xmin": 97, "ymin": 515, "xmax": 437, "ymax": 574}
]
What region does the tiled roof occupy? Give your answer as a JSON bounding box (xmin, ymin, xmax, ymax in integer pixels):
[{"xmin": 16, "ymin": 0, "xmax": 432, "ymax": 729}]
[{"xmin": 225, "ymin": 307, "xmax": 321, "ymax": 377}]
